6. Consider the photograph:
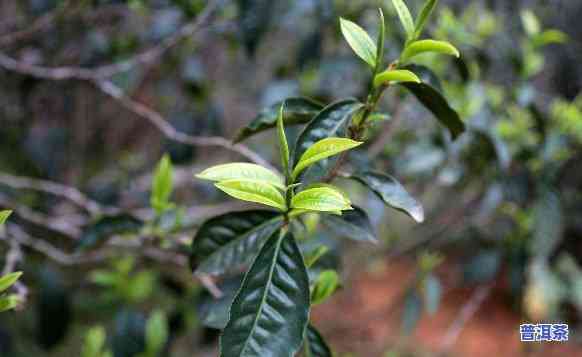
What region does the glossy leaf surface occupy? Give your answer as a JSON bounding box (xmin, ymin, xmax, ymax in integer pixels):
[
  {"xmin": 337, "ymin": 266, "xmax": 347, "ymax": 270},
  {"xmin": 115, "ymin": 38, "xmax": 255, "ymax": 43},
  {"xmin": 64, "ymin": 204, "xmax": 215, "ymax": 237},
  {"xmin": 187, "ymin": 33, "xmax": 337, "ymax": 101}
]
[
  {"xmin": 322, "ymin": 206, "xmax": 377, "ymax": 243},
  {"xmin": 234, "ymin": 98, "xmax": 323, "ymax": 143},
  {"xmin": 79, "ymin": 214, "xmax": 143, "ymax": 250},
  {"xmin": 197, "ymin": 163, "xmax": 284, "ymax": 189},
  {"xmin": 303, "ymin": 324, "xmax": 332, "ymax": 357},
  {"xmin": 350, "ymin": 171, "xmax": 424, "ymax": 222},
  {"xmin": 220, "ymin": 231, "xmax": 310, "ymax": 357},
  {"xmin": 191, "ymin": 210, "xmax": 283, "ymax": 275},
  {"xmin": 400, "ymin": 80, "xmax": 465, "ymax": 139}
]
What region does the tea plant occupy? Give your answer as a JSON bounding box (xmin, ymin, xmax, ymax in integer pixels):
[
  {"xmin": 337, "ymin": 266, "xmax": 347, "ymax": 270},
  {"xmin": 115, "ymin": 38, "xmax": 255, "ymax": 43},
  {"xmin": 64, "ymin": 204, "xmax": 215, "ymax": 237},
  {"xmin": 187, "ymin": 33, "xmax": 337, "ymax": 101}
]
[
  {"xmin": 0, "ymin": 210, "xmax": 23, "ymax": 313},
  {"xmin": 191, "ymin": 1, "xmax": 463, "ymax": 355}
]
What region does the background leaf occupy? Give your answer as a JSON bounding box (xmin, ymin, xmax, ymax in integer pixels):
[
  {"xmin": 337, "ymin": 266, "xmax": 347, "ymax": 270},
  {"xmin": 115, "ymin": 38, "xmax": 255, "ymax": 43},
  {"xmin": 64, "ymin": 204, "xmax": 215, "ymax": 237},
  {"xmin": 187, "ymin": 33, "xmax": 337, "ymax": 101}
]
[
  {"xmin": 191, "ymin": 210, "xmax": 283, "ymax": 275},
  {"xmin": 0, "ymin": 271, "xmax": 22, "ymax": 292},
  {"xmin": 311, "ymin": 270, "xmax": 339, "ymax": 305},
  {"xmin": 322, "ymin": 206, "xmax": 377, "ymax": 243},
  {"xmin": 414, "ymin": 0, "xmax": 438, "ymax": 38},
  {"xmin": 234, "ymin": 98, "xmax": 323, "ymax": 143},
  {"xmin": 400, "ymin": 81, "xmax": 465, "ymax": 139},
  {"xmin": 150, "ymin": 154, "xmax": 174, "ymax": 215},
  {"xmin": 238, "ymin": 0, "xmax": 275, "ymax": 56},
  {"xmin": 79, "ymin": 214, "xmax": 143, "ymax": 250},
  {"xmin": 0, "ymin": 210, "xmax": 11, "ymax": 225},
  {"xmin": 349, "ymin": 171, "xmax": 424, "ymax": 222},
  {"xmin": 220, "ymin": 231, "xmax": 310, "ymax": 357}
]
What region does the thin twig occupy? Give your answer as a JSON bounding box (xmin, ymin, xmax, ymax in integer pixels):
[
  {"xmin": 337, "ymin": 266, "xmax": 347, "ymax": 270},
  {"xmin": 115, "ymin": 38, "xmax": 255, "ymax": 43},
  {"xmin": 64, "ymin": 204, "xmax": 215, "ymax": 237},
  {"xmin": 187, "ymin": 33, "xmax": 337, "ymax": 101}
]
[
  {"xmin": 0, "ymin": 0, "xmax": 224, "ymax": 79},
  {"xmin": 439, "ymin": 283, "xmax": 494, "ymax": 353},
  {"xmin": 0, "ymin": 173, "xmax": 105, "ymax": 215},
  {"xmin": 94, "ymin": 80, "xmax": 273, "ymax": 168}
]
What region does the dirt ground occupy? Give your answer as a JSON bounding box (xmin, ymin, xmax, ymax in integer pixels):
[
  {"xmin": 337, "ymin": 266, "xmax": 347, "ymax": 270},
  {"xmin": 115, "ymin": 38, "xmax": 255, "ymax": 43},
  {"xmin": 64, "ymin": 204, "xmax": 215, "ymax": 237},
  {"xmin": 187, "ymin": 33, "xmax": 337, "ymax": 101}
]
[{"xmin": 312, "ymin": 257, "xmax": 581, "ymax": 357}]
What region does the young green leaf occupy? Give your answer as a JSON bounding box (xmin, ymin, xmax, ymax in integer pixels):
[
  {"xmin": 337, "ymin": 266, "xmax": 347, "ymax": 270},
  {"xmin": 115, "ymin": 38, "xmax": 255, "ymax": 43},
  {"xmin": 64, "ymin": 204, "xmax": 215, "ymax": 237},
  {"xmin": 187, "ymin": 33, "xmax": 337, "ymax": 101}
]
[
  {"xmin": 0, "ymin": 271, "xmax": 22, "ymax": 292},
  {"xmin": 400, "ymin": 80, "xmax": 465, "ymax": 139},
  {"xmin": 0, "ymin": 294, "xmax": 20, "ymax": 312},
  {"xmin": 304, "ymin": 324, "xmax": 333, "ymax": 357},
  {"xmin": 414, "ymin": 0, "xmax": 438, "ymax": 38},
  {"xmin": 400, "ymin": 39, "xmax": 460, "ymax": 63},
  {"xmin": 322, "ymin": 206, "xmax": 377, "ymax": 243},
  {"xmin": 311, "ymin": 270, "xmax": 339, "ymax": 305},
  {"xmin": 191, "ymin": 210, "xmax": 284, "ymax": 275},
  {"xmin": 373, "ymin": 69, "xmax": 421, "ymax": 88},
  {"xmin": 391, "ymin": 0, "xmax": 415, "ymax": 40},
  {"xmin": 291, "ymin": 187, "xmax": 352, "ymax": 212},
  {"xmin": 0, "ymin": 210, "xmax": 11, "ymax": 225},
  {"xmin": 196, "ymin": 163, "xmax": 285, "ymax": 190},
  {"xmin": 215, "ymin": 179, "xmax": 287, "ymax": 211},
  {"xmin": 277, "ymin": 104, "xmax": 290, "ymax": 178},
  {"xmin": 220, "ymin": 231, "xmax": 310, "ymax": 357},
  {"xmin": 532, "ymin": 30, "xmax": 568, "ymax": 48},
  {"xmin": 145, "ymin": 310, "xmax": 168, "ymax": 356},
  {"xmin": 293, "ymin": 99, "xmax": 364, "ymax": 182},
  {"xmin": 304, "ymin": 246, "xmax": 330, "ymax": 268},
  {"xmin": 375, "ymin": 8, "xmax": 386, "ymax": 74},
  {"xmin": 234, "ymin": 97, "xmax": 323, "ymax": 143},
  {"xmin": 521, "ymin": 9, "xmax": 540, "ymax": 36},
  {"xmin": 81, "ymin": 326, "xmax": 108, "ymax": 357},
  {"xmin": 349, "ymin": 171, "xmax": 424, "ymax": 222},
  {"xmin": 292, "ymin": 138, "xmax": 363, "ymax": 181},
  {"xmin": 151, "ymin": 154, "xmax": 174, "ymax": 215},
  {"xmin": 339, "ymin": 18, "xmax": 377, "ymax": 68}
]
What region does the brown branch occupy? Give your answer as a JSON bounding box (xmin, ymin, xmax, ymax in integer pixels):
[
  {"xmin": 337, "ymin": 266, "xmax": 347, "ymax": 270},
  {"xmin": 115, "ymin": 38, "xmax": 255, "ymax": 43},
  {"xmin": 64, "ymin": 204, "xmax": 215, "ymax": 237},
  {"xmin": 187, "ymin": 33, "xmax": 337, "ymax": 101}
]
[
  {"xmin": 0, "ymin": 0, "xmax": 223, "ymax": 79},
  {"xmin": 439, "ymin": 283, "xmax": 494, "ymax": 353},
  {"xmin": 94, "ymin": 79, "xmax": 273, "ymax": 168},
  {"xmin": 0, "ymin": 172, "xmax": 107, "ymax": 215}
]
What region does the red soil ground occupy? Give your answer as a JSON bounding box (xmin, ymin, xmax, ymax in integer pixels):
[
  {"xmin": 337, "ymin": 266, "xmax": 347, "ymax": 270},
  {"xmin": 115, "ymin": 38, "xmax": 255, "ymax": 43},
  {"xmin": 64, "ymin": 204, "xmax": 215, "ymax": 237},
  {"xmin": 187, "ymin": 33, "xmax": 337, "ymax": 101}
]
[{"xmin": 312, "ymin": 257, "xmax": 581, "ymax": 357}]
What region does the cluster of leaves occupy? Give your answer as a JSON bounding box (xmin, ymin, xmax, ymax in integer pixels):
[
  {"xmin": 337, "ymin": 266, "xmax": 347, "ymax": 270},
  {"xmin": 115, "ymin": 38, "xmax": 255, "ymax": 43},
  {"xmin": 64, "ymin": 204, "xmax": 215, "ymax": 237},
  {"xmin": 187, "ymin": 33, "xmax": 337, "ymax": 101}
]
[
  {"xmin": 190, "ymin": 0, "xmax": 463, "ymax": 355},
  {"xmin": 0, "ymin": 210, "xmax": 23, "ymax": 313}
]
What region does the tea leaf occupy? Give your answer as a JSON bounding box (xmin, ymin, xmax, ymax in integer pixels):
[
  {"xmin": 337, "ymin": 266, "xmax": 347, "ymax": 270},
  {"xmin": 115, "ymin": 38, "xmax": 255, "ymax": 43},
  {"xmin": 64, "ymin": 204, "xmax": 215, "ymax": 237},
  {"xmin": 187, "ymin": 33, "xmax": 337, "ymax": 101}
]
[
  {"xmin": 401, "ymin": 39, "xmax": 460, "ymax": 63},
  {"xmin": 391, "ymin": 0, "xmax": 415, "ymax": 40},
  {"xmin": 291, "ymin": 187, "xmax": 352, "ymax": 212},
  {"xmin": 197, "ymin": 163, "xmax": 285, "ymax": 190},
  {"xmin": 414, "ymin": 0, "xmax": 438, "ymax": 38},
  {"xmin": 277, "ymin": 104, "xmax": 290, "ymax": 178},
  {"xmin": 323, "ymin": 206, "xmax": 377, "ymax": 243},
  {"xmin": 0, "ymin": 271, "xmax": 22, "ymax": 292},
  {"xmin": 373, "ymin": 69, "xmax": 420, "ymax": 88},
  {"xmin": 151, "ymin": 154, "xmax": 174, "ymax": 215},
  {"xmin": 311, "ymin": 270, "xmax": 339, "ymax": 305},
  {"xmin": 292, "ymin": 138, "xmax": 363, "ymax": 181},
  {"xmin": 215, "ymin": 179, "xmax": 287, "ymax": 211},
  {"xmin": 303, "ymin": 324, "xmax": 333, "ymax": 357},
  {"xmin": 340, "ymin": 18, "xmax": 377, "ymax": 68}
]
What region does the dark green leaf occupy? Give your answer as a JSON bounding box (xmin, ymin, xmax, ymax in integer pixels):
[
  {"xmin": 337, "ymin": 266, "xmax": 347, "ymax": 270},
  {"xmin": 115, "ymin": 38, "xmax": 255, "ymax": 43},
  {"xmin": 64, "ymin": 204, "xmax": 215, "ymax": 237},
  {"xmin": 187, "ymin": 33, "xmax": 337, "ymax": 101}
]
[
  {"xmin": 423, "ymin": 274, "xmax": 441, "ymax": 315},
  {"xmin": 220, "ymin": 231, "xmax": 310, "ymax": 357},
  {"xmin": 402, "ymin": 64, "xmax": 442, "ymax": 91},
  {"xmin": 197, "ymin": 276, "xmax": 244, "ymax": 329},
  {"xmin": 401, "ymin": 289, "xmax": 422, "ymax": 334},
  {"xmin": 349, "ymin": 171, "xmax": 424, "ymax": 223},
  {"xmin": 234, "ymin": 98, "xmax": 323, "ymax": 143},
  {"xmin": 303, "ymin": 324, "xmax": 332, "ymax": 357},
  {"xmin": 322, "ymin": 206, "xmax": 377, "ymax": 243},
  {"xmin": 532, "ymin": 188, "xmax": 563, "ymax": 259},
  {"xmin": 37, "ymin": 270, "xmax": 71, "ymax": 350},
  {"xmin": 190, "ymin": 210, "xmax": 284, "ymax": 275},
  {"xmin": 237, "ymin": 0, "xmax": 275, "ymax": 56},
  {"xmin": 400, "ymin": 81, "xmax": 465, "ymax": 139},
  {"xmin": 79, "ymin": 214, "xmax": 143, "ymax": 250},
  {"xmin": 112, "ymin": 310, "xmax": 146, "ymax": 357},
  {"xmin": 293, "ymin": 100, "xmax": 364, "ymax": 182}
]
